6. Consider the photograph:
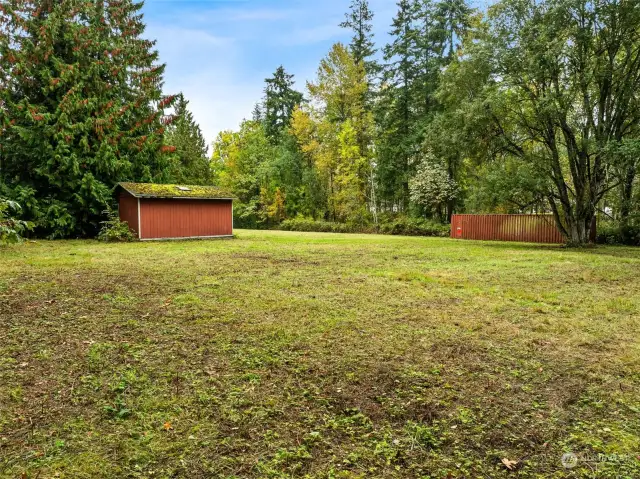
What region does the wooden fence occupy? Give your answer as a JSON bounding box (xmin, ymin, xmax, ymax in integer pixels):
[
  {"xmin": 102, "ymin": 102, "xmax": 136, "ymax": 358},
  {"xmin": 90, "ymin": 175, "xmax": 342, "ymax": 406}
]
[{"xmin": 450, "ymin": 214, "xmax": 564, "ymax": 244}]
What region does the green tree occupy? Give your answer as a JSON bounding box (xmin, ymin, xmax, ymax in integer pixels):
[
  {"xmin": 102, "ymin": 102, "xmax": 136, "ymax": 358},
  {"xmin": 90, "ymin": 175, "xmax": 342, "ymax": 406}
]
[
  {"xmin": 302, "ymin": 43, "xmax": 375, "ymax": 223},
  {"xmin": 339, "ymin": 0, "xmax": 379, "ymax": 78},
  {"xmin": 165, "ymin": 93, "xmax": 211, "ymax": 185},
  {"xmin": 377, "ymin": 0, "xmax": 419, "ymax": 210},
  {"xmin": 433, "ymin": 0, "xmax": 473, "ymax": 61},
  {"xmin": 479, "ymin": 0, "xmax": 640, "ymax": 244},
  {"xmin": 0, "ymin": 0, "xmax": 174, "ymax": 238},
  {"xmin": 211, "ymin": 120, "xmax": 275, "ymax": 227},
  {"xmin": 263, "ymin": 66, "xmax": 304, "ymax": 144}
]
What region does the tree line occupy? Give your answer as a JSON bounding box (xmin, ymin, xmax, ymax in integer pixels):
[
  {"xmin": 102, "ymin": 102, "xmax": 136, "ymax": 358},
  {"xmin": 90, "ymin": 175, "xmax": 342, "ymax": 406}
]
[
  {"xmin": 213, "ymin": 0, "xmax": 640, "ymax": 245},
  {"xmin": 1, "ymin": 0, "xmax": 639, "ymax": 245}
]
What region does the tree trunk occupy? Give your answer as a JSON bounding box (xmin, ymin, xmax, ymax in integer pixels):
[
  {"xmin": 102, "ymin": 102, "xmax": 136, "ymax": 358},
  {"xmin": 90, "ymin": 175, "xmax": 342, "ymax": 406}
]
[{"xmin": 555, "ymin": 204, "xmax": 596, "ymax": 246}]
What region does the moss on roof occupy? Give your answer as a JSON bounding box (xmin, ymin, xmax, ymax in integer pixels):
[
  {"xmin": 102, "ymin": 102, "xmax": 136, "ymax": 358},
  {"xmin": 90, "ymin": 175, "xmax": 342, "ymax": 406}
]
[{"xmin": 118, "ymin": 183, "xmax": 234, "ymax": 199}]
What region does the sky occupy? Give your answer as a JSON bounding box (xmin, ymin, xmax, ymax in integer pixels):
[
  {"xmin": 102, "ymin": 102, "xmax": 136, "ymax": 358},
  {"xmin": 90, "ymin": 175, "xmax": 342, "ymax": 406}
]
[
  {"xmin": 141, "ymin": 0, "xmax": 485, "ymax": 147},
  {"xmin": 142, "ymin": 0, "xmax": 397, "ymax": 146}
]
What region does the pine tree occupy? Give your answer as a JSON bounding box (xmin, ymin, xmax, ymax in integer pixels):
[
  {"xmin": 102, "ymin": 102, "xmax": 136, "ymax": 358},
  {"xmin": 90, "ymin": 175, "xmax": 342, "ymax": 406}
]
[
  {"xmin": 165, "ymin": 94, "xmax": 211, "ymax": 185},
  {"xmin": 263, "ymin": 66, "xmax": 304, "ymax": 144},
  {"xmin": 0, "ymin": 0, "xmax": 175, "ymax": 237}
]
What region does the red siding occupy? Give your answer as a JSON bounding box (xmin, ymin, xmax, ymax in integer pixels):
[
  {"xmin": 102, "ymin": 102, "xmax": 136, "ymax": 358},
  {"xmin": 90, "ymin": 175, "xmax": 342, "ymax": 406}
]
[
  {"xmin": 118, "ymin": 191, "xmax": 139, "ymax": 238},
  {"xmin": 450, "ymin": 214, "xmax": 564, "ymax": 244},
  {"xmin": 139, "ymin": 198, "xmax": 232, "ymax": 240}
]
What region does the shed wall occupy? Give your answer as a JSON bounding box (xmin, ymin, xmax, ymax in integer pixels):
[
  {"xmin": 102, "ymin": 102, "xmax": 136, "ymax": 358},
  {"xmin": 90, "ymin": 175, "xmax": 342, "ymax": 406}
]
[
  {"xmin": 450, "ymin": 214, "xmax": 564, "ymax": 244},
  {"xmin": 139, "ymin": 198, "xmax": 232, "ymax": 240},
  {"xmin": 118, "ymin": 191, "xmax": 139, "ymax": 238}
]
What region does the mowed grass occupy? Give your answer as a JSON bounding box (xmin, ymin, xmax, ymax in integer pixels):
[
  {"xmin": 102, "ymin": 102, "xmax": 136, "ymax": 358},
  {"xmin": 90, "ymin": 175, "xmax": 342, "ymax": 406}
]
[{"xmin": 1, "ymin": 230, "xmax": 640, "ymax": 478}]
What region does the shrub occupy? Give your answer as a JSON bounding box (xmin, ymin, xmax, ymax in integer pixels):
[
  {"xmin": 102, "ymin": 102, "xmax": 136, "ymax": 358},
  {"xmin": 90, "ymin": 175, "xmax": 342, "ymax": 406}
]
[
  {"xmin": 279, "ymin": 217, "xmax": 450, "ymax": 237},
  {"xmin": 378, "ymin": 217, "xmax": 450, "ymax": 237},
  {"xmin": 597, "ymin": 223, "xmax": 640, "ymax": 246},
  {"xmin": 0, "ymin": 198, "xmax": 33, "ymax": 244},
  {"xmin": 97, "ymin": 210, "xmax": 136, "ymax": 242}
]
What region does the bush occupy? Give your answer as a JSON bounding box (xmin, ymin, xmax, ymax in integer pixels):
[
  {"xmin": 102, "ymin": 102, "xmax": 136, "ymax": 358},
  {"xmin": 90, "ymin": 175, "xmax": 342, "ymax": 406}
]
[
  {"xmin": 279, "ymin": 217, "xmax": 450, "ymax": 237},
  {"xmin": 0, "ymin": 198, "xmax": 33, "ymax": 244},
  {"xmin": 597, "ymin": 223, "xmax": 640, "ymax": 246},
  {"xmin": 97, "ymin": 210, "xmax": 136, "ymax": 242},
  {"xmin": 377, "ymin": 217, "xmax": 450, "ymax": 237}
]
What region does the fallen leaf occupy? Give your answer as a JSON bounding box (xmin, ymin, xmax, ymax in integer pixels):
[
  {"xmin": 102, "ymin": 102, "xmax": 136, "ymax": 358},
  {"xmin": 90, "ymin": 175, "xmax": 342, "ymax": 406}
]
[
  {"xmin": 502, "ymin": 458, "xmax": 518, "ymax": 470},
  {"xmin": 163, "ymin": 421, "xmax": 172, "ymax": 431}
]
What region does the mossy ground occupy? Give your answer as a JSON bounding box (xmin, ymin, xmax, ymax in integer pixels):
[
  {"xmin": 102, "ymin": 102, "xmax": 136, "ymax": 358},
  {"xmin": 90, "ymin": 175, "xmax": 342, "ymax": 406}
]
[{"xmin": 1, "ymin": 230, "xmax": 639, "ymax": 478}]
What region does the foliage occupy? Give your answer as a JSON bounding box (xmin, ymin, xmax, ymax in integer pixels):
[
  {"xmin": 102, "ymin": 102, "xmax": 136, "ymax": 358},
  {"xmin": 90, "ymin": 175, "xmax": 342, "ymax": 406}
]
[
  {"xmin": 409, "ymin": 154, "xmax": 458, "ymax": 221},
  {"xmin": 0, "ymin": 0, "xmax": 176, "ymax": 238},
  {"xmin": 376, "ymin": 0, "xmax": 474, "ymax": 211},
  {"xmin": 119, "ymin": 182, "xmax": 232, "ymax": 199},
  {"xmin": 262, "ymin": 66, "xmax": 304, "ymax": 144},
  {"xmin": 339, "ymin": 0, "xmax": 379, "ymax": 79},
  {"xmin": 376, "ymin": 216, "xmax": 450, "ymax": 236},
  {"xmin": 0, "ymin": 198, "xmax": 32, "ymax": 244},
  {"xmin": 164, "ymin": 94, "xmax": 212, "ymax": 185},
  {"xmin": 97, "ymin": 210, "xmax": 136, "ymax": 242},
  {"xmin": 279, "ymin": 218, "xmax": 372, "ymax": 234},
  {"xmin": 279, "ymin": 216, "xmax": 449, "ymax": 237},
  {"xmin": 292, "ymin": 43, "xmax": 375, "ymax": 224},
  {"xmin": 597, "ymin": 222, "xmax": 640, "ymax": 246},
  {"xmin": 464, "ymin": 159, "xmax": 548, "ymax": 214},
  {"xmin": 444, "ymin": 0, "xmax": 640, "ymax": 244}
]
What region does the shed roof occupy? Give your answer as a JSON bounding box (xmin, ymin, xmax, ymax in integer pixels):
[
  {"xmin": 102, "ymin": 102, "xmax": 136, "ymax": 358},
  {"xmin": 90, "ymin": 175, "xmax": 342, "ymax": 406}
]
[{"xmin": 118, "ymin": 182, "xmax": 234, "ymax": 200}]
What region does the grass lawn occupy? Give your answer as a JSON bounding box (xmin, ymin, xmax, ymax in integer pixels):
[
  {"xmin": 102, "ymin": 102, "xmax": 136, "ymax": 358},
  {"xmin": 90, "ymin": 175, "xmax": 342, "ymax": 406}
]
[{"xmin": 1, "ymin": 230, "xmax": 640, "ymax": 478}]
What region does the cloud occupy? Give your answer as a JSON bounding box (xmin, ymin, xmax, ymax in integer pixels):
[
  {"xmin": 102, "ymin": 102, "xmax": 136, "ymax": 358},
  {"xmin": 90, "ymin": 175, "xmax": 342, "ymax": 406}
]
[
  {"xmin": 275, "ymin": 23, "xmax": 344, "ymax": 46},
  {"xmin": 142, "ymin": 0, "xmax": 402, "ymax": 145},
  {"xmin": 168, "ymin": 68, "xmax": 263, "ymax": 152},
  {"xmin": 151, "ymin": 27, "xmax": 263, "ymax": 146}
]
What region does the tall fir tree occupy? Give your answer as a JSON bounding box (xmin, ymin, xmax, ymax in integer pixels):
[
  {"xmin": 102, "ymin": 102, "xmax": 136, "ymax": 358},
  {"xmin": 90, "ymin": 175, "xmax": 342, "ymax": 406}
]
[
  {"xmin": 262, "ymin": 66, "xmax": 303, "ymax": 144},
  {"xmin": 376, "ymin": 0, "xmax": 419, "ymax": 210},
  {"xmin": 433, "ymin": 0, "xmax": 472, "ymax": 61},
  {"xmin": 165, "ymin": 93, "xmax": 211, "ymax": 185},
  {"xmin": 376, "ymin": 0, "xmax": 473, "ymax": 212},
  {"xmin": 339, "ymin": 0, "xmax": 379, "ymax": 79},
  {"xmin": 0, "ymin": 0, "xmax": 175, "ymax": 237}
]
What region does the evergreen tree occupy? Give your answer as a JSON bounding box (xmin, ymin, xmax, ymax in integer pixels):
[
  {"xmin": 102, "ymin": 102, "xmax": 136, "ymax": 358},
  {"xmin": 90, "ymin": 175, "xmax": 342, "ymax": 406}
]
[
  {"xmin": 376, "ymin": 0, "xmax": 473, "ymax": 213},
  {"xmin": 263, "ymin": 66, "xmax": 303, "ymax": 144},
  {"xmin": 339, "ymin": 0, "xmax": 379, "ymax": 78},
  {"xmin": 165, "ymin": 93, "xmax": 211, "ymax": 185},
  {"xmin": 433, "ymin": 0, "xmax": 472, "ymax": 61},
  {"xmin": 0, "ymin": 0, "xmax": 175, "ymax": 237},
  {"xmin": 376, "ymin": 0, "xmax": 419, "ymax": 210},
  {"xmin": 412, "ymin": 0, "xmax": 439, "ymax": 119}
]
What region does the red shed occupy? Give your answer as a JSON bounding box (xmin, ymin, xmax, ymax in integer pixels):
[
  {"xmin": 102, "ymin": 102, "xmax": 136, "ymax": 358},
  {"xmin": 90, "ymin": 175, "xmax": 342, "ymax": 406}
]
[{"xmin": 117, "ymin": 183, "xmax": 234, "ymax": 240}]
